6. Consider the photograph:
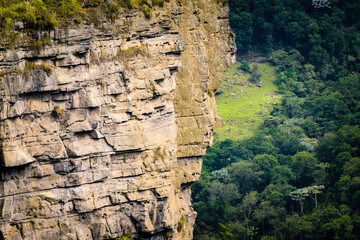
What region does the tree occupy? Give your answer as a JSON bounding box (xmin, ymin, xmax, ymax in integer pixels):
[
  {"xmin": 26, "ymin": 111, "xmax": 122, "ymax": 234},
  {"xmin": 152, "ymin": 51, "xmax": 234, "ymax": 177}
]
[
  {"xmin": 239, "ymin": 60, "xmax": 250, "ymax": 72},
  {"xmin": 306, "ymin": 185, "xmax": 325, "ymax": 208},
  {"xmin": 219, "ymin": 223, "xmax": 233, "ymax": 240},
  {"xmin": 290, "ymin": 188, "xmax": 308, "ymax": 213},
  {"xmin": 270, "ymin": 165, "xmax": 296, "ymax": 184},
  {"xmin": 290, "ymin": 151, "xmax": 318, "ymax": 187},
  {"xmin": 228, "ymin": 161, "xmax": 264, "ymax": 194},
  {"xmin": 252, "ymin": 154, "xmax": 279, "ymax": 183},
  {"xmin": 343, "ymin": 157, "xmax": 360, "ymax": 177},
  {"xmin": 316, "ymin": 162, "xmax": 330, "ymax": 174},
  {"xmin": 281, "ymin": 92, "xmax": 305, "ymax": 118},
  {"xmin": 229, "ymin": 11, "xmax": 253, "ymax": 51},
  {"xmin": 312, "ymin": 0, "xmax": 330, "ymax": 9},
  {"xmin": 254, "ymin": 201, "xmax": 274, "ymax": 235},
  {"xmin": 241, "ymin": 191, "xmax": 258, "ymax": 232}
]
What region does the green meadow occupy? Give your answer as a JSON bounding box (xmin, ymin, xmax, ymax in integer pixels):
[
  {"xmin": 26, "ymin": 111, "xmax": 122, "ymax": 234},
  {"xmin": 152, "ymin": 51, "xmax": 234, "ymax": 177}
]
[{"xmin": 214, "ymin": 62, "xmax": 281, "ymax": 141}]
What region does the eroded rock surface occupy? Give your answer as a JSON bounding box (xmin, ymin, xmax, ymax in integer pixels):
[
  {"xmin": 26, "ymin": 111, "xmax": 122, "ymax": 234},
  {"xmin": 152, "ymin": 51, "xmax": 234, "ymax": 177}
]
[{"xmin": 0, "ymin": 1, "xmax": 235, "ymax": 239}]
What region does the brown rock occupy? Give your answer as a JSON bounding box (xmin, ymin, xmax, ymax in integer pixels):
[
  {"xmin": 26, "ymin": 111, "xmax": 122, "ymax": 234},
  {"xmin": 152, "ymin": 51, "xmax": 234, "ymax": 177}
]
[{"xmin": 0, "ymin": 0, "xmax": 235, "ymax": 239}]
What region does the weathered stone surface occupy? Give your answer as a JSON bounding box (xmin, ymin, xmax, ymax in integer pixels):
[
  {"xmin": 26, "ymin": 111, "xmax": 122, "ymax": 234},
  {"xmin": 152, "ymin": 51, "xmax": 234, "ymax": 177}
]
[
  {"xmin": 0, "ymin": 0, "xmax": 235, "ymax": 239},
  {"xmin": 1, "ymin": 140, "xmax": 36, "ymax": 167}
]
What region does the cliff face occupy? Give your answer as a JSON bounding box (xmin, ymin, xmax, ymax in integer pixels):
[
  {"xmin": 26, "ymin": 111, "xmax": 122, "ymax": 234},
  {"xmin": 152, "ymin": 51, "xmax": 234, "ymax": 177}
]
[{"xmin": 0, "ymin": 1, "xmax": 235, "ymax": 239}]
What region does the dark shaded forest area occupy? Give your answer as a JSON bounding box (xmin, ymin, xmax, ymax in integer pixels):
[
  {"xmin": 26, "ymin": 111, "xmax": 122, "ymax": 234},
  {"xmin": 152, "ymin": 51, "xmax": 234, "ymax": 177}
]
[{"xmin": 193, "ymin": 0, "xmax": 360, "ymax": 239}]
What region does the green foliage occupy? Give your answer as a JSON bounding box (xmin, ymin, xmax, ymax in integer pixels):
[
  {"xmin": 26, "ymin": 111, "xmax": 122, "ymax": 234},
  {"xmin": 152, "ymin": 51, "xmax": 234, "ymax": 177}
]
[
  {"xmin": 119, "ymin": 0, "xmax": 142, "ymax": 8},
  {"xmin": 116, "ymin": 45, "xmax": 148, "ymax": 59},
  {"xmin": 229, "ymin": 0, "xmax": 360, "ymax": 72},
  {"xmin": 0, "ymin": 0, "xmax": 166, "ymax": 48},
  {"xmin": 108, "ymin": 2, "xmax": 119, "ymax": 14},
  {"xmin": 0, "ymin": 61, "xmax": 53, "ymax": 78},
  {"xmin": 0, "ymin": 0, "xmax": 57, "ymax": 30},
  {"xmin": 56, "ymin": 0, "xmax": 85, "ymax": 22},
  {"xmin": 24, "ymin": 61, "xmax": 52, "ymax": 74},
  {"xmin": 152, "ymin": 0, "xmax": 165, "ymax": 7},
  {"xmin": 108, "ymin": 1, "xmax": 119, "ymax": 21},
  {"xmin": 214, "ymin": 62, "xmax": 281, "ymax": 141},
  {"xmin": 177, "ymin": 216, "xmax": 185, "ymax": 232},
  {"xmin": 219, "ymin": 223, "xmax": 233, "ymax": 240},
  {"xmin": 344, "ymin": 158, "xmax": 360, "ymax": 177},
  {"xmin": 52, "ymin": 105, "xmax": 62, "ymax": 118},
  {"xmin": 114, "ymin": 233, "xmax": 133, "ymax": 240},
  {"xmin": 153, "ymin": 146, "xmax": 166, "ymax": 161},
  {"xmin": 39, "ymin": 63, "xmax": 53, "ymax": 75},
  {"xmin": 239, "ymin": 60, "xmax": 250, "ymax": 72},
  {"xmin": 214, "ymin": 0, "xmax": 227, "ymax": 6},
  {"xmin": 194, "ymin": 46, "xmax": 360, "ymax": 239},
  {"xmin": 142, "ymin": 7, "xmax": 151, "ymax": 19},
  {"xmin": 229, "ymin": 11, "xmax": 252, "ymax": 51},
  {"xmin": 248, "ymin": 71, "xmax": 262, "ymax": 83},
  {"xmin": 28, "ymin": 35, "xmax": 50, "ymax": 49}
]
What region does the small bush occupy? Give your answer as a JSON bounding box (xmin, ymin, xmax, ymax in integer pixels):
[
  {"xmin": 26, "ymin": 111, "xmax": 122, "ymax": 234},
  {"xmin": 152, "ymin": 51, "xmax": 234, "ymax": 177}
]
[
  {"xmin": 116, "ymin": 45, "xmax": 148, "ymax": 59},
  {"xmin": 24, "ymin": 61, "xmax": 52, "ymax": 74},
  {"xmin": 108, "ymin": 2, "xmax": 119, "ymax": 14},
  {"xmin": 214, "ymin": 0, "xmax": 227, "ymax": 5},
  {"xmin": 3, "ymin": 69, "xmax": 25, "ymax": 75},
  {"xmin": 153, "ymin": 146, "xmax": 166, "ymax": 161},
  {"xmin": 83, "ymin": 0, "xmax": 103, "ymax": 7},
  {"xmin": 52, "ymin": 106, "xmax": 62, "ymax": 117},
  {"xmin": 119, "ymin": 0, "xmax": 143, "ymax": 8},
  {"xmin": 248, "ymin": 72, "xmax": 261, "ymax": 83},
  {"xmin": 0, "ymin": 0, "xmax": 57, "ymax": 30},
  {"xmin": 177, "ymin": 216, "xmax": 185, "ymax": 232},
  {"xmin": 108, "ymin": 1, "xmax": 119, "ymax": 21},
  {"xmin": 142, "ymin": 7, "xmax": 152, "ymax": 19},
  {"xmin": 40, "ymin": 63, "xmax": 53, "ymax": 75},
  {"xmin": 24, "ymin": 61, "xmax": 37, "ymax": 71},
  {"xmin": 56, "ymin": 0, "xmax": 85, "ymax": 23},
  {"xmin": 114, "ymin": 233, "xmax": 133, "ymax": 240},
  {"xmin": 239, "ymin": 60, "xmax": 250, "ymax": 72},
  {"xmin": 152, "ymin": 0, "xmax": 165, "ymax": 7},
  {"xmin": 29, "ymin": 36, "xmax": 50, "ymax": 49},
  {"xmin": 164, "ymin": 230, "xmax": 171, "ymax": 240}
]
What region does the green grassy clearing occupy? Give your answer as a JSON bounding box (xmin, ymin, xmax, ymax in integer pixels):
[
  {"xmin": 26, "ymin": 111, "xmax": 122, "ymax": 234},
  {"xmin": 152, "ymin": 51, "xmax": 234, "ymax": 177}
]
[{"xmin": 214, "ymin": 62, "xmax": 281, "ymax": 141}]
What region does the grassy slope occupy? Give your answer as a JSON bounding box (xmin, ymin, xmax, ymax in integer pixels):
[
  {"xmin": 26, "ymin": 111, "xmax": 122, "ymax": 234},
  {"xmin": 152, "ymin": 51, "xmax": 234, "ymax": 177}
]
[{"xmin": 214, "ymin": 62, "xmax": 281, "ymax": 141}]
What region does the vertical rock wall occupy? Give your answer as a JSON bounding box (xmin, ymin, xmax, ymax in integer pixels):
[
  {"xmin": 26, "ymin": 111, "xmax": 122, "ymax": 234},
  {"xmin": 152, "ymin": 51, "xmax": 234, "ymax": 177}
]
[{"xmin": 0, "ymin": 1, "xmax": 235, "ymax": 239}]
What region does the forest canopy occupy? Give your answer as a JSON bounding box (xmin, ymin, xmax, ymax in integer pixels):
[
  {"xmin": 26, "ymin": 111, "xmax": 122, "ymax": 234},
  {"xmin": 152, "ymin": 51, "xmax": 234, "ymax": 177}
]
[{"xmin": 192, "ymin": 0, "xmax": 360, "ymax": 239}]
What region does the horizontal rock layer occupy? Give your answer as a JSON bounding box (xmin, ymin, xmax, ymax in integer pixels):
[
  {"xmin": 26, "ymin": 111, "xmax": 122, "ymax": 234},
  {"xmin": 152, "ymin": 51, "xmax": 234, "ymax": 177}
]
[{"xmin": 0, "ymin": 0, "xmax": 235, "ymax": 239}]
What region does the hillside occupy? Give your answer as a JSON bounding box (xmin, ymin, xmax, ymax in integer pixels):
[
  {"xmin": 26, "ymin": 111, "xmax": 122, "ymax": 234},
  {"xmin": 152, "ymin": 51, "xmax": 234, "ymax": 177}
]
[
  {"xmin": 215, "ymin": 62, "xmax": 281, "ymax": 141},
  {"xmin": 193, "ymin": 0, "xmax": 360, "ymax": 239}
]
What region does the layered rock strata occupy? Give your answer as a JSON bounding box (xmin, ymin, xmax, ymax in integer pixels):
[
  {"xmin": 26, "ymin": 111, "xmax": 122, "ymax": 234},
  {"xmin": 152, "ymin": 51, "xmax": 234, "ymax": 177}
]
[{"xmin": 0, "ymin": 1, "xmax": 235, "ymax": 239}]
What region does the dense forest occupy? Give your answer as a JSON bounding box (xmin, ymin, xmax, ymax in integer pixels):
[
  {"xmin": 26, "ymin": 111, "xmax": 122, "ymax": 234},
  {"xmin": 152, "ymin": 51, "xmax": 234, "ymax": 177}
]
[{"xmin": 192, "ymin": 0, "xmax": 360, "ymax": 239}]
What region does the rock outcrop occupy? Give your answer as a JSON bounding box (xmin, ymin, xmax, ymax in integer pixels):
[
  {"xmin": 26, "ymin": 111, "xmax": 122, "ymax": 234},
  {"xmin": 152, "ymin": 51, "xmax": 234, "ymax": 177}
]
[{"xmin": 0, "ymin": 1, "xmax": 235, "ymax": 239}]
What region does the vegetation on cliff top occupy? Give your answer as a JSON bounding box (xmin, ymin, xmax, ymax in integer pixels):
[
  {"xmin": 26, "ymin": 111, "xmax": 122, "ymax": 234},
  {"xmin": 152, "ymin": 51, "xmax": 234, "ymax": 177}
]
[
  {"xmin": 0, "ymin": 0, "xmax": 168, "ymax": 47},
  {"xmin": 0, "ymin": 0, "xmax": 166, "ymax": 30}
]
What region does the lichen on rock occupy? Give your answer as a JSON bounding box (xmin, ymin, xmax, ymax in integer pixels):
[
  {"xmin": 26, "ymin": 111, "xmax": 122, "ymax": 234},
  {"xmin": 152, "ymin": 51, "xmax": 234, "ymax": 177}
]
[{"xmin": 0, "ymin": 0, "xmax": 235, "ymax": 239}]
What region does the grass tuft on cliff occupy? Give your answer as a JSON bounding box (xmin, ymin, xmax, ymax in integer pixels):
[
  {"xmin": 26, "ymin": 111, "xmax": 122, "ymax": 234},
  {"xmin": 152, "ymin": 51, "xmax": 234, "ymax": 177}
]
[
  {"xmin": 114, "ymin": 233, "xmax": 133, "ymax": 240},
  {"xmin": 214, "ymin": 0, "xmax": 227, "ymax": 5}
]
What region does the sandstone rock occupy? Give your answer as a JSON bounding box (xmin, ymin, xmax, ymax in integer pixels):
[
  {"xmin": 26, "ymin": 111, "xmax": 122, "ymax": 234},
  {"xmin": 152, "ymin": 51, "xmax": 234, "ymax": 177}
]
[
  {"xmin": 9, "ymin": 100, "xmax": 25, "ymax": 117},
  {"xmin": 0, "ymin": 0, "xmax": 235, "ymax": 239},
  {"xmin": 63, "ymin": 138, "xmax": 113, "ymax": 157},
  {"xmin": 0, "ymin": 140, "xmax": 36, "ymax": 167}
]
